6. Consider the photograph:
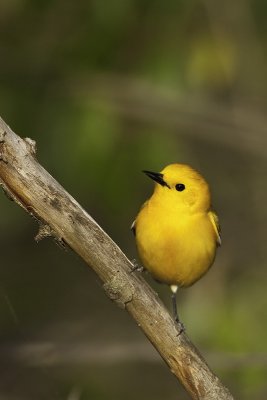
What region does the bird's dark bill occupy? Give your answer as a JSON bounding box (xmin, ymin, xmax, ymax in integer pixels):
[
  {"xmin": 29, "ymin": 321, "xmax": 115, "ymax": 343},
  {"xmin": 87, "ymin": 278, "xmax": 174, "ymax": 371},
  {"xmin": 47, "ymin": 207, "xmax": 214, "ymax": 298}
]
[{"xmin": 142, "ymin": 170, "xmax": 169, "ymax": 188}]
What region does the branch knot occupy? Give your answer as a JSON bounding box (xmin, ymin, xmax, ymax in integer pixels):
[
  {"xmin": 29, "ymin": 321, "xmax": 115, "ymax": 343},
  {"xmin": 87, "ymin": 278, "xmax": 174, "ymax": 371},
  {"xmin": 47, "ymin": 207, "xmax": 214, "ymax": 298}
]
[{"xmin": 103, "ymin": 274, "xmax": 135, "ymax": 309}]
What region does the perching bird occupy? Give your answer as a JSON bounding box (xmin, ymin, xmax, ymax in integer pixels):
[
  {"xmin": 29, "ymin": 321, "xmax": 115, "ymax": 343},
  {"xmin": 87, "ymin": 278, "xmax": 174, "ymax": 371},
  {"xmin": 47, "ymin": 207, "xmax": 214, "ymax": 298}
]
[{"xmin": 132, "ymin": 163, "xmax": 221, "ymax": 327}]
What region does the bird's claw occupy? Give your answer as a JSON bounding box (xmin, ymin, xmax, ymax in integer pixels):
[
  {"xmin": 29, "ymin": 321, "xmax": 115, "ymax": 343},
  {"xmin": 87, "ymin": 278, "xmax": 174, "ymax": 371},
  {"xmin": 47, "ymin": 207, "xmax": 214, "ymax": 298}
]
[
  {"xmin": 130, "ymin": 259, "xmax": 144, "ymax": 273},
  {"xmin": 175, "ymin": 319, "xmax": 185, "ymax": 336}
]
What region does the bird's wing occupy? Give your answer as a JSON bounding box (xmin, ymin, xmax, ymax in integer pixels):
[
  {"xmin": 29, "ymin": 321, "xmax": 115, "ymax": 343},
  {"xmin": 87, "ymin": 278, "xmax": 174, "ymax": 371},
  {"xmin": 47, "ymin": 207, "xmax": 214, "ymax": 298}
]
[
  {"xmin": 131, "ymin": 200, "xmax": 149, "ymax": 236},
  {"xmin": 130, "ymin": 219, "xmax": 136, "ymax": 236},
  {"xmin": 208, "ymin": 210, "xmax": 221, "ymax": 246}
]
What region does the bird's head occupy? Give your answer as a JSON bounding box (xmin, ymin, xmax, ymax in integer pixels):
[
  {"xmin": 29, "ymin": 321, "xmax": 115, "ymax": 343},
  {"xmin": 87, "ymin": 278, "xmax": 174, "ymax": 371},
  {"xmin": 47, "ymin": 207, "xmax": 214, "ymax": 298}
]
[{"xmin": 143, "ymin": 163, "xmax": 211, "ymax": 212}]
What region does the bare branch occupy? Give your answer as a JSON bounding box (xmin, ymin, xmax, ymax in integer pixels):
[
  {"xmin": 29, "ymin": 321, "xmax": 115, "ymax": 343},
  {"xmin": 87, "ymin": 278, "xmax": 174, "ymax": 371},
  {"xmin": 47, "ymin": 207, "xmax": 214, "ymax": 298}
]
[{"xmin": 0, "ymin": 116, "xmax": 234, "ymax": 400}]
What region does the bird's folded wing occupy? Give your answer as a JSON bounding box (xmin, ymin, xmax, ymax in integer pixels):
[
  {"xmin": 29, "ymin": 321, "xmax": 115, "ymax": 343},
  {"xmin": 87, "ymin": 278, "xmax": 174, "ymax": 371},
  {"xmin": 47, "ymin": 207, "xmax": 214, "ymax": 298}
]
[
  {"xmin": 130, "ymin": 219, "xmax": 136, "ymax": 236},
  {"xmin": 208, "ymin": 210, "xmax": 221, "ymax": 246}
]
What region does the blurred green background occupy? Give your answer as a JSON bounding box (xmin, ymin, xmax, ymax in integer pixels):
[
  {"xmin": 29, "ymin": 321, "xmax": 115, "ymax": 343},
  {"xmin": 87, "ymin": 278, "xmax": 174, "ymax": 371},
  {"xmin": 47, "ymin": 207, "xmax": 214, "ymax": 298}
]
[{"xmin": 1, "ymin": 0, "xmax": 267, "ymax": 399}]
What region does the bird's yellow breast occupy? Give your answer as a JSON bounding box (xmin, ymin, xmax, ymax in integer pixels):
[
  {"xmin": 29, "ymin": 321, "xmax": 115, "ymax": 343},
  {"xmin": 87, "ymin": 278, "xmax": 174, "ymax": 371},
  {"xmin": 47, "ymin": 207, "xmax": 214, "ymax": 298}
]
[{"xmin": 135, "ymin": 200, "xmax": 217, "ymax": 287}]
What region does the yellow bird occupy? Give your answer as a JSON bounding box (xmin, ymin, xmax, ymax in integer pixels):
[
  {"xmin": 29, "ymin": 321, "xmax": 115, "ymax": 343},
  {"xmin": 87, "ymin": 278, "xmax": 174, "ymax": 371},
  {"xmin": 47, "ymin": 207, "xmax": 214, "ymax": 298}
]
[{"xmin": 132, "ymin": 163, "xmax": 221, "ymax": 326}]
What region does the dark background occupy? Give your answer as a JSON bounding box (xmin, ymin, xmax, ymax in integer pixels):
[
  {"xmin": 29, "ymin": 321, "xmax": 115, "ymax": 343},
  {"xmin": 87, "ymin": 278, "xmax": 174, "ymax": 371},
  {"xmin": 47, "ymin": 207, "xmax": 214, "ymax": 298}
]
[{"xmin": 0, "ymin": 1, "xmax": 267, "ymax": 399}]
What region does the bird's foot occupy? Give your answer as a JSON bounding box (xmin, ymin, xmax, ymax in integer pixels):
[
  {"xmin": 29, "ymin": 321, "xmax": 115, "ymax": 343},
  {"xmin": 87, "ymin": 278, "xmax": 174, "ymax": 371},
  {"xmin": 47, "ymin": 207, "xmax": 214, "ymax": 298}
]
[
  {"xmin": 130, "ymin": 259, "xmax": 144, "ymax": 273},
  {"xmin": 175, "ymin": 318, "xmax": 186, "ymax": 336}
]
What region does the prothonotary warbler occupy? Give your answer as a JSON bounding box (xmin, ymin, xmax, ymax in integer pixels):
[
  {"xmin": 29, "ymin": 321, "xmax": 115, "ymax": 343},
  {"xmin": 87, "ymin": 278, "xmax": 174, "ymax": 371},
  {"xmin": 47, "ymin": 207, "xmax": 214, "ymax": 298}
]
[{"xmin": 132, "ymin": 163, "xmax": 221, "ymax": 328}]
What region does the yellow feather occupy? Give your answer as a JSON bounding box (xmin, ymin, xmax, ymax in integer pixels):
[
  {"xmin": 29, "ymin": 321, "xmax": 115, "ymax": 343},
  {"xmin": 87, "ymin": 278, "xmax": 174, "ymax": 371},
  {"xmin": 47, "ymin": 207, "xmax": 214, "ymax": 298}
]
[{"xmin": 133, "ymin": 163, "xmax": 220, "ymax": 289}]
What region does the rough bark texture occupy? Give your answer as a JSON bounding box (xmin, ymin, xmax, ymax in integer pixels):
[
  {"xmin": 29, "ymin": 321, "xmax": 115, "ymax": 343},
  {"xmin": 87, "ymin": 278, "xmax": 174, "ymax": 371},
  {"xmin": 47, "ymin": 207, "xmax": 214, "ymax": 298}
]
[{"xmin": 0, "ymin": 116, "xmax": 234, "ymax": 400}]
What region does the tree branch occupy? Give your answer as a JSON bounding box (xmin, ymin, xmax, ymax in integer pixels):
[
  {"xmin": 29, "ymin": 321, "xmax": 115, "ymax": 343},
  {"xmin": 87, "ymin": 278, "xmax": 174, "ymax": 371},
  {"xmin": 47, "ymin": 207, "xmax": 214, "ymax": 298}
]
[{"xmin": 0, "ymin": 116, "xmax": 234, "ymax": 400}]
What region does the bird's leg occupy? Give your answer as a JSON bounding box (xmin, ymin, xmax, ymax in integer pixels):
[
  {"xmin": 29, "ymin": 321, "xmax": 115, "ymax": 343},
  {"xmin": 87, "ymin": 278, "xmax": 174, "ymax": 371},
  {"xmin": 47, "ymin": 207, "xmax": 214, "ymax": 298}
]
[
  {"xmin": 171, "ymin": 285, "xmax": 179, "ymax": 322},
  {"xmin": 170, "ymin": 285, "xmax": 185, "ymax": 335}
]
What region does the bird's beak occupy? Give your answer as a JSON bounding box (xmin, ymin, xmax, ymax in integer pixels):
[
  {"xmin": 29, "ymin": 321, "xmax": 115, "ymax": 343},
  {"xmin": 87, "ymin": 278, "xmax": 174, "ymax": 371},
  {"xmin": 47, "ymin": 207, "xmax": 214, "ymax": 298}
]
[{"xmin": 142, "ymin": 170, "xmax": 170, "ymax": 188}]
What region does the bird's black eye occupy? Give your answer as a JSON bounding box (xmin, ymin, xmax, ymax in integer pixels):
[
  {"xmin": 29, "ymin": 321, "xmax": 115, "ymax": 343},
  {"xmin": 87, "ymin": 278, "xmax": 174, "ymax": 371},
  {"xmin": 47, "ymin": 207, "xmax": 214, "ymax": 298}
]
[{"xmin": 175, "ymin": 183, "xmax": 185, "ymax": 192}]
